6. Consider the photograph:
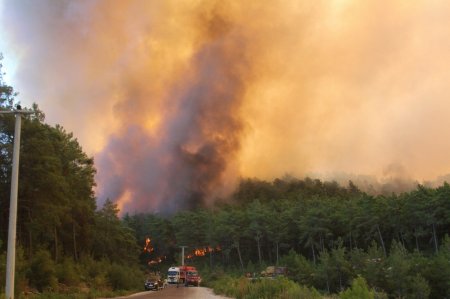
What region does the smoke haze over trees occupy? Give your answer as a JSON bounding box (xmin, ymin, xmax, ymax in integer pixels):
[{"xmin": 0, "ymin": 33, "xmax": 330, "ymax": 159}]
[{"xmin": 2, "ymin": 1, "xmax": 450, "ymax": 213}]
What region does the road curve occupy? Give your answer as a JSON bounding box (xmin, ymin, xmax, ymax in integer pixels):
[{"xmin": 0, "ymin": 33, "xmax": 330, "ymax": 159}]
[{"xmin": 106, "ymin": 285, "xmax": 233, "ymax": 299}]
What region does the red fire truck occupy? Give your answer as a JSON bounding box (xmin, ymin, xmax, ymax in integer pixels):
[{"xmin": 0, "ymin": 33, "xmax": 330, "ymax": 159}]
[{"xmin": 179, "ymin": 265, "xmax": 201, "ymax": 286}]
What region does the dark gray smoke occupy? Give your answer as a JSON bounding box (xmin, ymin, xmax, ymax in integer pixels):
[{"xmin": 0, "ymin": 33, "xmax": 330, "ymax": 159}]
[{"xmin": 96, "ymin": 11, "xmax": 249, "ymax": 213}]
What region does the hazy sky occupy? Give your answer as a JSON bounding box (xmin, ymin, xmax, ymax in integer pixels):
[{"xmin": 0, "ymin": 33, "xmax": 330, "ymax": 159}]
[{"xmin": 1, "ymin": 0, "xmax": 450, "ymax": 213}]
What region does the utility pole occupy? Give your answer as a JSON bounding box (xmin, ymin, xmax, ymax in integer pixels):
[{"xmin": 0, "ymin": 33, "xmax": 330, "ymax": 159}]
[
  {"xmin": 177, "ymin": 246, "xmax": 188, "ymax": 288},
  {"xmin": 180, "ymin": 246, "xmax": 188, "ymax": 266},
  {"xmin": 1, "ymin": 106, "xmax": 33, "ymax": 299}
]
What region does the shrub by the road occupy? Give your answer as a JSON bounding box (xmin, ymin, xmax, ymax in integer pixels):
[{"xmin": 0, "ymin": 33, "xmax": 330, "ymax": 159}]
[
  {"xmin": 208, "ymin": 274, "xmax": 391, "ymax": 299},
  {"xmin": 339, "ymin": 276, "xmax": 387, "ymax": 299},
  {"xmin": 210, "ymin": 275, "xmax": 322, "ymax": 299},
  {"xmin": 27, "ymin": 249, "xmax": 58, "ymax": 292},
  {"xmin": 107, "ymin": 263, "xmax": 143, "ymax": 290}
]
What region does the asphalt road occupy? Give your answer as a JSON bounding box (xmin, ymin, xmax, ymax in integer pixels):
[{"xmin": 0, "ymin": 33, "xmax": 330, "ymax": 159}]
[{"xmin": 108, "ymin": 285, "xmax": 233, "ymax": 299}]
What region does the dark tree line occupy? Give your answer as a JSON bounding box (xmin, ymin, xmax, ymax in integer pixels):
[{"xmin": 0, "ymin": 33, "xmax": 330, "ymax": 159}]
[
  {"xmin": 0, "ymin": 62, "xmax": 143, "ymax": 294},
  {"xmin": 133, "ymin": 177, "xmax": 449, "ymax": 268},
  {"xmin": 125, "ymin": 177, "xmax": 450, "ymax": 298},
  {"xmin": 0, "ymin": 90, "xmax": 139, "ymax": 266}
]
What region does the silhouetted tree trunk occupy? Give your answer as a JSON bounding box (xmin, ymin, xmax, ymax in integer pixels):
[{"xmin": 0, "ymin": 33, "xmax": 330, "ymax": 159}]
[
  {"xmin": 54, "ymin": 226, "xmax": 58, "ymax": 262},
  {"xmin": 377, "ymin": 224, "xmax": 386, "ymax": 257},
  {"xmin": 256, "ymin": 237, "xmax": 262, "ymax": 266},
  {"xmin": 267, "ymin": 242, "xmax": 272, "ymax": 263},
  {"xmin": 432, "ymin": 223, "xmax": 438, "ymax": 254},
  {"xmin": 28, "ymin": 230, "xmax": 32, "ymax": 257},
  {"xmin": 275, "ymin": 241, "xmax": 279, "ymax": 265},
  {"xmin": 311, "ymin": 243, "xmax": 316, "ymax": 265},
  {"xmin": 236, "ymin": 243, "xmax": 244, "ymax": 272},
  {"xmin": 349, "ymin": 231, "xmax": 353, "ymax": 250},
  {"xmin": 209, "ymin": 250, "xmax": 213, "ymax": 269},
  {"xmin": 415, "ymin": 229, "xmax": 420, "ymax": 252},
  {"xmin": 27, "ymin": 208, "xmax": 33, "ymax": 257},
  {"xmin": 73, "ymin": 222, "xmax": 78, "ymax": 261}
]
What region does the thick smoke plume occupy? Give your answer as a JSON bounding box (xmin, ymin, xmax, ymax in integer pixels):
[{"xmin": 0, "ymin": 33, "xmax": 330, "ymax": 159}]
[
  {"xmin": 2, "ymin": 1, "xmax": 450, "ymax": 213},
  {"xmin": 95, "ymin": 8, "xmax": 251, "ymax": 212}
]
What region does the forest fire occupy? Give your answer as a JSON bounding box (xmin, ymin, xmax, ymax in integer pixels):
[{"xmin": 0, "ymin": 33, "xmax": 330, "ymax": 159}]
[
  {"xmin": 143, "ymin": 237, "xmax": 166, "ymax": 266},
  {"xmin": 148, "ymin": 256, "xmax": 166, "ymax": 265},
  {"xmin": 143, "ymin": 237, "xmax": 154, "ymax": 253},
  {"xmin": 194, "ymin": 249, "xmax": 207, "ymax": 257},
  {"xmin": 186, "ymin": 246, "xmax": 222, "ymax": 259}
]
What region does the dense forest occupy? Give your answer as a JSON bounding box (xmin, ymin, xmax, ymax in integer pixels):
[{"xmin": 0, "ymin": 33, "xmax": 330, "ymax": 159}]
[
  {"xmin": 126, "ymin": 178, "xmax": 450, "ymax": 298},
  {"xmin": 1, "ymin": 60, "xmax": 449, "ymax": 298},
  {"xmin": 0, "ymin": 59, "xmax": 144, "ymax": 297}
]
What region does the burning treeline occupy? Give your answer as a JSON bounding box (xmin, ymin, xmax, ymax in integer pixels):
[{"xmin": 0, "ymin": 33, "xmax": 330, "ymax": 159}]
[
  {"xmin": 143, "ymin": 237, "xmax": 163, "ymax": 265},
  {"xmin": 4, "ymin": 1, "xmax": 450, "ymax": 214},
  {"xmin": 186, "ymin": 246, "xmax": 222, "ymax": 260},
  {"xmin": 143, "ymin": 237, "xmax": 220, "ymax": 265}
]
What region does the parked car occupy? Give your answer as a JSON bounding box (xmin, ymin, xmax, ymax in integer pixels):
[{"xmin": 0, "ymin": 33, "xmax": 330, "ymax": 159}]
[{"xmin": 144, "ymin": 273, "xmax": 165, "ymax": 291}]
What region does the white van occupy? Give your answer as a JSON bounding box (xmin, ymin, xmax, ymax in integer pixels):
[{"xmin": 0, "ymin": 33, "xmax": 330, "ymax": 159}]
[{"xmin": 167, "ymin": 266, "xmax": 180, "ymax": 284}]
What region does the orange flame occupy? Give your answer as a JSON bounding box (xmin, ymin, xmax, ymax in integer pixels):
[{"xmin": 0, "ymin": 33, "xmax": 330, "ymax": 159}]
[
  {"xmin": 194, "ymin": 249, "xmax": 206, "ymax": 256},
  {"xmin": 143, "ymin": 237, "xmax": 154, "ymax": 253},
  {"xmin": 144, "ymin": 237, "xmax": 166, "ymax": 266},
  {"xmin": 186, "ymin": 246, "xmax": 222, "ymax": 259}
]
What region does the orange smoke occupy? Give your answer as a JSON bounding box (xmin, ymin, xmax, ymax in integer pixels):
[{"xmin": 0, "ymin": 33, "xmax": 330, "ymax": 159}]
[{"xmin": 3, "ymin": 0, "xmax": 450, "ymax": 213}]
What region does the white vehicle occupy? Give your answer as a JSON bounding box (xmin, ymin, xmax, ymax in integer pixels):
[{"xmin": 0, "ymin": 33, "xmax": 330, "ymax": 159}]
[{"xmin": 167, "ymin": 267, "xmax": 180, "ymax": 284}]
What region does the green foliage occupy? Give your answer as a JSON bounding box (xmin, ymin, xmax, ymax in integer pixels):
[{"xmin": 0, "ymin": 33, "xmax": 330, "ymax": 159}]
[
  {"xmin": 421, "ymin": 235, "xmax": 450, "ymax": 298},
  {"xmin": 276, "ymin": 281, "xmax": 322, "ymax": 299},
  {"xmin": 172, "ymin": 210, "xmax": 209, "ymax": 247},
  {"xmin": 385, "ymin": 241, "xmax": 410, "ymax": 297},
  {"xmin": 339, "ymin": 276, "xmax": 374, "ymax": 299},
  {"xmin": 1, "ymin": 108, "xmax": 97, "ymax": 263},
  {"xmin": 91, "ymin": 199, "xmax": 140, "ymax": 264},
  {"xmin": 0, "ymin": 69, "xmax": 146, "ymax": 293},
  {"xmin": 27, "ymin": 249, "xmax": 58, "ymax": 292},
  {"xmin": 210, "ymin": 275, "xmax": 321, "ymax": 299},
  {"xmin": 106, "ymin": 263, "xmax": 143, "ymax": 290},
  {"xmin": 280, "ymin": 249, "xmax": 315, "ymax": 286},
  {"xmin": 78, "ymin": 256, "xmax": 109, "ymax": 288},
  {"xmin": 210, "ymin": 275, "xmax": 237, "ymax": 297},
  {"xmin": 77, "ymin": 256, "xmax": 144, "ymax": 291},
  {"xmin": 358, "ymin": 241, "xmax": 387, "ymax": 289},
  {"xmin": 15, "ymin": 246, "xmax": 29, "ymax": 295},
  {"xmin": 56, "ymin": 258, "xmax": 80, "ymax": 286},
  {"xmin": 327, "ymin": 241, "xmax": 352, "ymax": 292},
  {"xmin": 0, "ymin": 246, "xmax": 28, "ymax": 294},
  {"xmin": 407, "ymin": 274, "xmax": 430, "ymax": 299},
  {"xmin": 130, "ymin": 177, "xmax": 449, "ymax": 298}
]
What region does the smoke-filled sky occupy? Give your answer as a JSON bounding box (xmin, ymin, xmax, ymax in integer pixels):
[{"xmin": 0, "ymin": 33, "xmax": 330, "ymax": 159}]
[{"xmin": 1, "ymin": 0, "xmax": 450, "ymax": 213}]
